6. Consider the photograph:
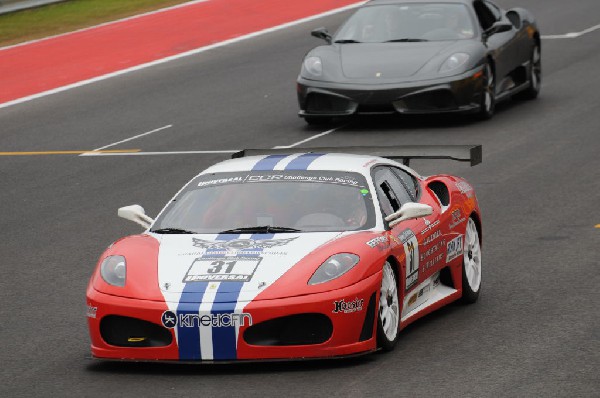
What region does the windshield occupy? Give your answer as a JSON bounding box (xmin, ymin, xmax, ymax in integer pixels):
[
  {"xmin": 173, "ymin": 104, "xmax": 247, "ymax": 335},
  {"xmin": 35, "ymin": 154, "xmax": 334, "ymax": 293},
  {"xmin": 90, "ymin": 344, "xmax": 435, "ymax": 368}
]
[
  {"xmin": 152, "ymin": 171, "xmax": 376, "ymax": 234},
  {"xmin": 334, "ymin": 3, "xmax": 476, "ymax": 43}
]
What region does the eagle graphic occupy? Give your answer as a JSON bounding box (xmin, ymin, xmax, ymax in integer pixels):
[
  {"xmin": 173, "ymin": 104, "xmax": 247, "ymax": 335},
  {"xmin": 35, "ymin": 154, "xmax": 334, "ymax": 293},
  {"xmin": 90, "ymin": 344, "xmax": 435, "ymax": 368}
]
[{"xmin": 192, "ymin": 237, "xmax": 298, "ymax": 250}]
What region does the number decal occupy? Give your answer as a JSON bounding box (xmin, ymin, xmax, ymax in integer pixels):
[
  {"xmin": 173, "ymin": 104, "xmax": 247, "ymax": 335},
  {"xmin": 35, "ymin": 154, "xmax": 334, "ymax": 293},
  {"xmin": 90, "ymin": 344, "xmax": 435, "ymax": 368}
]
[{"xmin": 183, "ymin": 256, "xmax": 261, "ymax": 282}]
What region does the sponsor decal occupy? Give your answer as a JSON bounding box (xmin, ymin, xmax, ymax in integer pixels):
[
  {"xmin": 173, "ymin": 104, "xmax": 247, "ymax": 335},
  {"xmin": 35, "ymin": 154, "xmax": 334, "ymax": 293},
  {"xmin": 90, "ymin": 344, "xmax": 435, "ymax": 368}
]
[
  {"xmin": 420, "ymin": 239, "xmax": 445, "ymax": 262},
  {"xmin": 161, "ymin": 310, "xmax": 252, "ymax": 329},
  {"xmin": 183, "ymin": 256, "xmax": 262, "ymax": 283},
  {"xmin": 455, "ymin": 181, "xmax": 473, "ymax": 194},
  {"xmin": 366, "ymin": 235, "xmax": 389, "ymax": 250},
  {"xmin": 446, "ymin": 235, "xmax": 464, "ymax": 263},
  {"xmin": 86, "ymin": 305, "xmax": 97, "ymax": 318},
  {"xmin": 417, "ymin": 284, "xmax": 430, "ymax": 298},
  {"xmin": 192, "ymin": 237, "xmax": 297, "ymax": 250},
  {"xmin": 423, "ymin": 230, "xmax": 442, "ymax": 245},
  {"xmin": 332, "ymin": 298, "xmax": 364, "ymax": 314},
  {"xmin": 424, "ymin": 253, "xmax": 444, "ymax": 271},
  {"xmin": 433, "ymin": 272, "xmax": 440, "ymax": 288},
  {"xmin": 449, "ymin": 208, "xmax": 467, "ymax": 230},
  {"xmin": 400, "ymin": 229, "xmax": 419, "ymax": 290},
  {"xmin": 455, "ymin": 181, "xmax": 474, "ymax": 198},
  {"xmin": 407, "ymin": 293, "xmax": 417, "ymax": 306},
  {"xmin": 420, "ymin": 219, "xmax": 440, "ymax": 235}
]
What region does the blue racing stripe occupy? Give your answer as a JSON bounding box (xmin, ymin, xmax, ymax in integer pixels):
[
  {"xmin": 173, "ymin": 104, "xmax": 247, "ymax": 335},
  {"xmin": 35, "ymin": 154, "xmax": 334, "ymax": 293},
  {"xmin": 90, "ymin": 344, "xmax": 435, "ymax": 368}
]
[
  {"xmin": 176, "ymin": 234, "xmax": 239, "ymax": 360},
  {"xmin": 211, "ymin": 233, "xmax": 273, "ymax": 360},
  {"xmin": 285, "ymin": 153, "xmax": 325, "ymax": 170},
  {"xmin": 252, "ymin": 154, "xmax": 287, "ymax": 171}
]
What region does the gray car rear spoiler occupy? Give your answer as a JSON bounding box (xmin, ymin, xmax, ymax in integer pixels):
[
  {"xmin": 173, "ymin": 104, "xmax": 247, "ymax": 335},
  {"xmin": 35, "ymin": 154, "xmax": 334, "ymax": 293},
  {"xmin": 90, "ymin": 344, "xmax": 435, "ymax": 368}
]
[{"xmin": 232, "ymin": 145, "xmax": 482, "ymax": 167}]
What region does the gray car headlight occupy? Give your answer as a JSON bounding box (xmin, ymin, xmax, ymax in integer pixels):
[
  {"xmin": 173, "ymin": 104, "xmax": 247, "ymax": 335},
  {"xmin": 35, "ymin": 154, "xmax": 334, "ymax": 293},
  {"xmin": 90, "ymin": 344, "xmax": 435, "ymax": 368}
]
[
  {"xmin": 439, "ymin": 53, "xmax": 470, "ymax": 72},
  {"xmin": 303, "ymin": 56, "xmax": 323, "ymax": 76},
  {"xmin": 308, "ymin": 253, "xmax": 359, "ymax": 285},
  {"xmin": 100, "ymin": 255, "xmax": 126, "ymax": 287}
]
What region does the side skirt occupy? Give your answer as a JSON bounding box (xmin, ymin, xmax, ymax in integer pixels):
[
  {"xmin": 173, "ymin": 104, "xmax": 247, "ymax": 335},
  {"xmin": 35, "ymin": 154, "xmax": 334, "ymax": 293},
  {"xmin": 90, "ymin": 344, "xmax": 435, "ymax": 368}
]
[{"xmin": 400, "ymin": 272, "xmax": 461, "ymax": 329}]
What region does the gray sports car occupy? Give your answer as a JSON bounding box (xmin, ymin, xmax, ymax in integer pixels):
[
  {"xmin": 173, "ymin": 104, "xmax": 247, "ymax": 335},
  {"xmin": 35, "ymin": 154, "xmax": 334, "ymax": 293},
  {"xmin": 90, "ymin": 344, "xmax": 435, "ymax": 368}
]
[{"xmin": 297, "ymin": 0, "xmax": 541, "ymax": 124}]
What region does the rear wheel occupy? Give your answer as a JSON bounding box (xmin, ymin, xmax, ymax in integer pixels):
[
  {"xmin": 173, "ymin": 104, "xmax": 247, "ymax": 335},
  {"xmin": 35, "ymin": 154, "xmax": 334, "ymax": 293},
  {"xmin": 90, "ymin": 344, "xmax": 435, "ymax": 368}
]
[
  {"xmin": 377, "ymin": 261, "xmax": 400, "ymax": 351},
  {"xmin": 477, "ymin": 63, "xmax": 495, "ymax": 120},
  {"xmin": 461, "ymin": 217, "xmax": 482, "ymax": 304}
]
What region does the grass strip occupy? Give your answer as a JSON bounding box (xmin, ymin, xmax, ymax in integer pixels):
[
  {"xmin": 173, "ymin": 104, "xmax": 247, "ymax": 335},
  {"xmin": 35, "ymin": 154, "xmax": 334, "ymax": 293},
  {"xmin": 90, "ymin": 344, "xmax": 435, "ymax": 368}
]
[{"xmin": 0, "ymin": 0, "xmax": 193, "ymax": 47}]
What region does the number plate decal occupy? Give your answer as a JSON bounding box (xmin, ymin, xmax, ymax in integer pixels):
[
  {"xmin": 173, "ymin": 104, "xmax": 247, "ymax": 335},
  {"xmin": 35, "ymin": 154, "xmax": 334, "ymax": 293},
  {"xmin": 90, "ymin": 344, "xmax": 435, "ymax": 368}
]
[{"xmin": 183, "ymin": 256, "xmax": 262, "ymax": 283}]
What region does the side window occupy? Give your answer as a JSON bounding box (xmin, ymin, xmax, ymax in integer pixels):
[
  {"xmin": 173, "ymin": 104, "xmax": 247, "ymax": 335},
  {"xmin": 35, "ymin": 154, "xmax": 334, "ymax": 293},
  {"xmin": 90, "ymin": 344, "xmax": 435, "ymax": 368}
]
[
  {"xmin": 473, "ymin": 0, "xmax": 497, "ymax": 30},
  {"xmin": 484, "ymin": 1, "xmax": 502, "ymax": 21},
  {"xmin": 390, "ymin": 167, "xmax": 419, "ymax": 201},
  {"xmin": 373, "ymin": 167, "xmax": 413, "ymax": 217}
]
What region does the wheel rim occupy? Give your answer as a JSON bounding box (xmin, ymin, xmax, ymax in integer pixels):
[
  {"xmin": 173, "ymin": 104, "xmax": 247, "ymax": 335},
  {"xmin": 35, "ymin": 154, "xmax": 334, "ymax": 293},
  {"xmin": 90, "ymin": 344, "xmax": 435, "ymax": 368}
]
[
  {"xmin": 484, "ymin": 65, "xmax": 494, "ymax": 112},
  {"xmin": 531, "ymin": 46, "xmax": 541, "ymax": 90},
  {"xmin": 464, "ymin": 218, "xmax": 482, "ymax": 292},
  {"xmin": 379, "ymin": 262, "xmax": 399, "ymax": 342}
]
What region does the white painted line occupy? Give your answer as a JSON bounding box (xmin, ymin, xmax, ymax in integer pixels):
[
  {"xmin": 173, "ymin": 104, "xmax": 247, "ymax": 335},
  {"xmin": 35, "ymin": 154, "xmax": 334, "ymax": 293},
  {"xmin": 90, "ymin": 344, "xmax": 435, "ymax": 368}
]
[
  {"xmin": 542, "ymin": 23, "xmax": 600, "ymax": 39},
  {"xmin": 274, "ymin": 125, "xmax": 346, "ymax": 149},
  {"xmin": 80, "ymin": 124, "xmax": 172, "ymax": 155},
  {"xmin": 0, "ymin": 0, "xmax": 212, "ymax": 51},
  {"xmin": 0, "ymin": 2, "xmax": 365, "ymax": 110},
  {"xmin": 81, "ymin": 150, "xmax": 239, "ymax": 156}
]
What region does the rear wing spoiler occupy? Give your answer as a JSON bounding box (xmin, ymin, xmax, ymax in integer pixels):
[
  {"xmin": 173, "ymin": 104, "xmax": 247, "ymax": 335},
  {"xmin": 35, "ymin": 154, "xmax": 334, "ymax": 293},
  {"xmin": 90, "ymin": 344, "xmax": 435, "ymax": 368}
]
[{"xmin": 232, "ymin": 145, "xmax": 482, "ymax": 167}]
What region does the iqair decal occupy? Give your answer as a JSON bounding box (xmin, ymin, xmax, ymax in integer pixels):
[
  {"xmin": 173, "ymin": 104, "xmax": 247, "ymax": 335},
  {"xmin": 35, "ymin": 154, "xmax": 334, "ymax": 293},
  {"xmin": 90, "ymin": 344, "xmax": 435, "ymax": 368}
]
[{"xmin": 399, "ymin": 229, "xmax": 419, "ymax": 290}]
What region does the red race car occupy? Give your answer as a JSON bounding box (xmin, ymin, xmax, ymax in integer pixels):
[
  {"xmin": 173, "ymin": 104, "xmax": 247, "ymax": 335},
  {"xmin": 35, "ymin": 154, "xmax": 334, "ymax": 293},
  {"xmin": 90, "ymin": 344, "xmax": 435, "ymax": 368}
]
[{"xmin": 86, "ymin": 145, "xmax": 482, "ymax": 361}]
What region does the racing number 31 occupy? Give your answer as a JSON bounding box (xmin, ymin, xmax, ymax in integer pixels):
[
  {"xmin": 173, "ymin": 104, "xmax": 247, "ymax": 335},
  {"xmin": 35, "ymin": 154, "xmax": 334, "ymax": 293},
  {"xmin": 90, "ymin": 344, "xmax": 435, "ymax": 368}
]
[{"xmin": 207, "ymin": 260, "xmax": 237, "ymax": 274}]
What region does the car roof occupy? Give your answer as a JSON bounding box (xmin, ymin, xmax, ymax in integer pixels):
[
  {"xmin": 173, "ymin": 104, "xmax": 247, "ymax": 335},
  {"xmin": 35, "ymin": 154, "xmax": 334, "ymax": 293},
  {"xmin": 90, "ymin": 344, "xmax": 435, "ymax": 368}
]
[{"xmin": 201, "ymin": 153, "xmax": 402, "ymax": 177}]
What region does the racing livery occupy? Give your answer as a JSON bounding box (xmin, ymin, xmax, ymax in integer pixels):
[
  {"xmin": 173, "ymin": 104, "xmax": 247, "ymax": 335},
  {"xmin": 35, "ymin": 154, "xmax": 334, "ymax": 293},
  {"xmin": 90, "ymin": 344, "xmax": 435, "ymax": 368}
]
[{"xmin": 87, "ymin": 146, "xmax": 483, "ymax": 361}]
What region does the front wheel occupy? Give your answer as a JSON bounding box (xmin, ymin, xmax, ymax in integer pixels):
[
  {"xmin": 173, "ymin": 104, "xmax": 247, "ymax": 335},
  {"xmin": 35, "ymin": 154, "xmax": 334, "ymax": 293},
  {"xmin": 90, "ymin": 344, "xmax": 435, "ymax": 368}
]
[
  {"xmin": 517, "ymin": 44, "xmax": 541, "ymax": 100},
  {"xmin": 461, "ymin": 217, "xmax": 482, "ymax": 304},
  {"xmin": 377, "ymin": 261, "xmax": 400, "ymax": 351},
  {"xmin": 476, "ymin": 63, "xmax": 496, "ymax": 120}
]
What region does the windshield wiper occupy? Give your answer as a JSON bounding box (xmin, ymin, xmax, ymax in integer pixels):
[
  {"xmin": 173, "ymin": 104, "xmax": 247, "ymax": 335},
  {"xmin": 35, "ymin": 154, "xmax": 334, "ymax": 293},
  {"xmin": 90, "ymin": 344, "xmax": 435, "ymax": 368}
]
[
  {"xmin": 386, "ymin": 38, "xmax": 429, "ymax": 42},
  {"xmin": 218, "ymin": 226, "xmax": 302, "ymax": 234},
  {"xmin": 151, "ymin": 227, "xmax": 197, "ymax": 234},
  {"xmin": 334, "ymin": 39, "xmax": 362, "ymax": 43}
]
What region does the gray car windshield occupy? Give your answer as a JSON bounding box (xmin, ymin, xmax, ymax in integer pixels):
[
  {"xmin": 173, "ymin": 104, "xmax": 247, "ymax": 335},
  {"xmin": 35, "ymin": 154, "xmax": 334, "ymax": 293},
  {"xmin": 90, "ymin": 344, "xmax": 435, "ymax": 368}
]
[
  {"xmin": 152, "ymin": 171, "xmax": 376, "ymax": 234},
  {"xmin": 334, "ymin": 3, "xmax": 475, "ymax": 43}
]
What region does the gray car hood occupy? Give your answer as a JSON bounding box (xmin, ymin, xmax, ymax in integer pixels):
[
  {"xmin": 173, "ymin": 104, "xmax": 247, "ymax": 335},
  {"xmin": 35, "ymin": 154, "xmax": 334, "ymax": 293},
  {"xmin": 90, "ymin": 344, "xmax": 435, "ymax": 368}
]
[{"xmin": 339, "ymin": 41, "xmax": 455, "ymax": 79}]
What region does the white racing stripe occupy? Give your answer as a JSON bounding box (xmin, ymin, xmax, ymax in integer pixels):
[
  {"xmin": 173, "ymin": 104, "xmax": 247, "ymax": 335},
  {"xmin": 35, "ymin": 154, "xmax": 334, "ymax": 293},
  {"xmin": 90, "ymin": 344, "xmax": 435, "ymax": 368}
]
[
  {"xmin": 0, "ymin": 2, "xmax": 366, "ymax": 110},
  {"xmin": 542, "ymin": 23, "xmax": 600, "ymax": 39}
]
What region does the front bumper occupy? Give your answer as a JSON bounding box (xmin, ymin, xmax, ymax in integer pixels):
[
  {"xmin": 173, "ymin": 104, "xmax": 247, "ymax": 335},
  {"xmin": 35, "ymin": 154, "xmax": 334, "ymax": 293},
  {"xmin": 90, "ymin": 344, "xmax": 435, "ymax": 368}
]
[
  {"xmin": 297, "ymin": 66, "xmax": 485, "ymax": 118},
  {"xmin": 87, "ymin": 271, "xmax": 381, "ymax": 362}
]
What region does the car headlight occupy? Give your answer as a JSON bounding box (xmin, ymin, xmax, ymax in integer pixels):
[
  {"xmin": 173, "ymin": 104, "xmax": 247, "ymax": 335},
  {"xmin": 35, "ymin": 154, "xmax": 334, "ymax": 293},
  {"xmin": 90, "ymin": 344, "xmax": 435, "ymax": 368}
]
[
  {"xmin": 100, "ymin": 255, "xmax": 126, "ymax": 287},
  {"xmin": 308, "ymin": 253, "xmax": 359, "ymax": 285},
  {"xmin": 303, "ymin": 56, "xmax": 322, "ymax": 76},
  {"xmin": 439, "ymin": 53, "xmax": 470, "ymax": 72}
]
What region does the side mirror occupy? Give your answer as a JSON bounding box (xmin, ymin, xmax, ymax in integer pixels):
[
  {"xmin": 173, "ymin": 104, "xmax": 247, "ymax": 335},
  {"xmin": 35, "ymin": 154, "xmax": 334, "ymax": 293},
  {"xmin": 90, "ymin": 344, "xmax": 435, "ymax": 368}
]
[
  {"xmin": 385, "ymin": 203, "xmax": 433, "ymax": 228},
  {"xmin": 485, "ymin": 21, "xmax": 512, "ymax": 36},
  {"xmin": 311, "ymin": 27, "xmax": 332, "ymax": 44},
  {"xmin": 118, "ymin": 204, "xmax": 154, "ymax": 229}
]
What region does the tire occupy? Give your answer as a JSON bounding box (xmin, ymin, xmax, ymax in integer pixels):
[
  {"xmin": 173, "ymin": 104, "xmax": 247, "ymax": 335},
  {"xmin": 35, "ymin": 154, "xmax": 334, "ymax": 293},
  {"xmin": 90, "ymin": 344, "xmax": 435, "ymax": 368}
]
[
  {"xmin": 476, "ymin": 63, "xmax": 496, "ymax": 120},
  {"xmin": 377, "ymin": 261, "xmax": 400, "ymax": 351},
  {"xmin": 518, "ymin": 44, "xmax": 541, "ymax": 100},
  {"xmin": 461, "ymin": 217, "xmax": 482, "ymax": 304},
  {"xmin": 304, "ymin": 116, "xmax": 332, "ymax": 126}
]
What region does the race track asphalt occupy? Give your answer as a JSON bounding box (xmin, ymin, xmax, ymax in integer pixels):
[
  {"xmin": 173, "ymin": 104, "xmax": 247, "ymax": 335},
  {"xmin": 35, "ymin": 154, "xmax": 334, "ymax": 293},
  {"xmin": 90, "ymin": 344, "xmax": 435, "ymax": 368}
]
[{"xmin": 0, "ymin": 0, "xmax": 598, "ymax": 396}]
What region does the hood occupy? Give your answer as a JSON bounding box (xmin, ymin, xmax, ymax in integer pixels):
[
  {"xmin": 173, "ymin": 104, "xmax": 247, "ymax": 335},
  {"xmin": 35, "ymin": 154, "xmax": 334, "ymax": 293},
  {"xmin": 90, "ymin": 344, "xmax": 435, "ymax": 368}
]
[
  {"xmin": 156, "ymin": 233, "xmax": 345, "ymax": 303},
  {"xmin": 339, "ymin": 42, "xmax": 454, "ymax": 79}
]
